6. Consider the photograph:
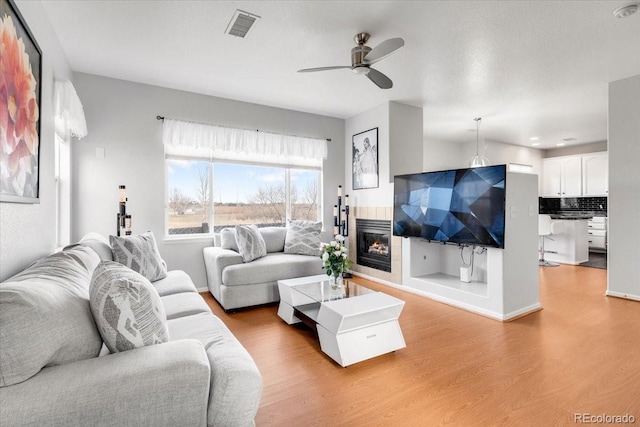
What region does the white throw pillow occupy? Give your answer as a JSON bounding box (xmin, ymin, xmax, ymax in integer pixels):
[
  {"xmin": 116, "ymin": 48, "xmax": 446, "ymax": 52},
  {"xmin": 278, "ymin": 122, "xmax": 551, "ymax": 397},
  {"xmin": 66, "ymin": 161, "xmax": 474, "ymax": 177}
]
[
  {"xmin": 235, "ymin": 225, "xmax": 267, "ymax": 263},
  {"xmin": 219, "ymin": 228, "xmax": 239, "ymax": 252},
  {"xmin": 284, "ymin": 220, "xmax": 322, "ymax": 256},
  {"xmin": 90, "ymin": 261, "xmax": 169, "ymax": 353}
]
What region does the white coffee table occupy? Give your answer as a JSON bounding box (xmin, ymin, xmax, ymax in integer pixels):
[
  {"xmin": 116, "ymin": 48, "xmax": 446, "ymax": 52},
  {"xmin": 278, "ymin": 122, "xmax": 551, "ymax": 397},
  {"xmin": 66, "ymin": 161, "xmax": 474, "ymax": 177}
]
[{"xmin": 278, "ymin": 275, "xmax": 406, "ymax": 367}]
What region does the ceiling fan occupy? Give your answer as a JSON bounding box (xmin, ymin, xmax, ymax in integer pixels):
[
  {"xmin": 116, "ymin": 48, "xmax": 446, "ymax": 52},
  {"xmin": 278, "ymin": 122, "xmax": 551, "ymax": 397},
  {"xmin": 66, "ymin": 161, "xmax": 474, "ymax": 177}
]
[{"xmin": 298, "ymin": 32, "xmax": 404, "ymax": 89}]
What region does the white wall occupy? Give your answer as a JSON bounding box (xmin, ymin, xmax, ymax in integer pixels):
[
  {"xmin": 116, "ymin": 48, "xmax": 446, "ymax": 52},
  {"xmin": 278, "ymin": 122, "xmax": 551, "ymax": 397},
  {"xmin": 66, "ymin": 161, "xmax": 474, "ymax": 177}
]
[
  {"xmin": 344, "ymin": 103, "xmax": 392, "ymax": 207},
  {"xmin": 71, "ymin": 73, "xmax": 344, "ymax": 290},
  {"xmin": 423, "ymin": 138, "xmax": 464, "ymax": 172},
  {"xmin": 607, "ymin": 74, "xmax": 640, "ymax": 301},
  {"xmin": 423, "ymin": 137, "xmax": 544, "ymax": 190},
  {"xmin": 461, "ymin": 139, "xmax": 544, "ymax": 190},
  {"xmin": 0, "ymin": 1, "xmax": 72, "ymax": 281},
  {"xmin": 389, "ymin": 101, "xmax": 423, "ymax": 181},
  {"xmin": 544, "ymin": 141, "xmax": 607, "ymax": 158}
]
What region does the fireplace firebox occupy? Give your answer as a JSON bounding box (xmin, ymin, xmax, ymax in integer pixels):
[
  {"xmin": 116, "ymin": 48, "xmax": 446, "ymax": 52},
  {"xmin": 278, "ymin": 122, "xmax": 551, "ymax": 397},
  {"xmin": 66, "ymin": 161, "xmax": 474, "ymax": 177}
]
[{"xmin": 356, "ymin": 219, "xmax": 392, "ymax": 272}]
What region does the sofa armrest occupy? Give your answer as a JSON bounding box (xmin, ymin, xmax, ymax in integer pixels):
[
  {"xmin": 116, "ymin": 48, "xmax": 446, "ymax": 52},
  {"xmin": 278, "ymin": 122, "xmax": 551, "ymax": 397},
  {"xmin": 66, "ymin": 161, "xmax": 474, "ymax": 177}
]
[
  {"xmin": 0, "ymin": 340, "xmax": 210, "ymax": 427},
  {"xmin": 203, "ymin": 247, "xmax": 243, "ymax": 301}
]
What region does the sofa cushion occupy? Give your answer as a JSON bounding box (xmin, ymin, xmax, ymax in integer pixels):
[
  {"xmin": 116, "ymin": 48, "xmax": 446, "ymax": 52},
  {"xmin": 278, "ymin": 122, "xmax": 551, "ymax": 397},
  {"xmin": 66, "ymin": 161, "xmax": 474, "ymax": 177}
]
[
  {"xmin": 0, "ymin": 246, "xmax": 102, "ymax": 387},
  {"xmin": 284, "ymin": 220, "xmax": 322, "ymax": 256},
  {"xmin": 79, "ymin": 232, "xmax": 114, "ymax": 261},
  {"xmin": 259, "ymin": 227, "xmax": 287, "ymax": 253},
  {"xmin": 161, "ymin": 292, "xmax": 211, "ymax": 320},
  {"xmin": 235, "ymin": 225, "xmax": 267, "ymax": 263},
  {"xmin": 152, "ymin": 270, "xmax": 198, "ymax": 297},
  {"xmin": 219, "ymin": 227, "xmax": 239, "ymax": 252},
  {"xmin": 168, "ymin": 312, "xmax": 262, "ymax": 426},
  {"xmin": 110, "ymin": 231, "xmax": 167, "ymax": 281},
  {"xmin": 222, "ymin": 252, "xmax": 323, "ymax": 287},
  {"xmin": 90, "ymin": 261, "xmax": 169, "ymax": 353}
]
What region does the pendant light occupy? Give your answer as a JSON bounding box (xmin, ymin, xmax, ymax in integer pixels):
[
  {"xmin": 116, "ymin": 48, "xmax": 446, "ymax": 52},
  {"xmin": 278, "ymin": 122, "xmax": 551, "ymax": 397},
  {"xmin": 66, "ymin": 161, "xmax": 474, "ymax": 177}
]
[{"xmin": 469, "ymin": 117, "xmax": 489, "ymax": 168}]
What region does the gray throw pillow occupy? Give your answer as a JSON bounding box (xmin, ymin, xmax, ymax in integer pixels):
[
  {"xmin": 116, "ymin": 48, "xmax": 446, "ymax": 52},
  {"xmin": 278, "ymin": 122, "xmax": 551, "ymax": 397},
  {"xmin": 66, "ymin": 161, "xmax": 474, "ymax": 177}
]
[
  {"xmin": 109, "ymin": 231, "xmax": 167, "ymax": 281},
  {"xmin": 90, "ymin": 261, "xmax": 169, "ymax": 353},
  {"xmin": 259, "ymin": 227, "xmax": 287, "ymax": 253},
  {"xmin": 284, "ymin": 220, "xmax": 322, "ymax": 256},
  {"xmin": 0, "ymin": 246, "xmax": 103, "ymax": 387},
  {"xmin": 219, "ymin": 228, "xmax": 239, "ymax": 252},
  {"xmin": 235, "ymin": 225, "xmax": 267, "ymax": 263}
]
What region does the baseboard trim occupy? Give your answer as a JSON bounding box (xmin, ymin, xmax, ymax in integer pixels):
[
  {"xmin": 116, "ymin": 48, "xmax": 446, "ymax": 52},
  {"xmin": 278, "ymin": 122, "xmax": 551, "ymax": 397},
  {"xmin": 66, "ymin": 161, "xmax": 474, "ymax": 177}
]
[
  {"xmin": 352, "ymin": 272, "xmax": 542, "ymax": 322},
  {"xmin": 605, "ymin": 290, "xmax": 640, "ymax": 302}
]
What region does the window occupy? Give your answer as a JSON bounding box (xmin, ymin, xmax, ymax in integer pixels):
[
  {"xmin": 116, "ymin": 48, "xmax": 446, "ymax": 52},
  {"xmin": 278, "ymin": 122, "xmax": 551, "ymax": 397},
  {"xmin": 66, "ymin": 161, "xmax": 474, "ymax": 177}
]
[
  {"xmin": 162, "ymin": 118, "xmax": 327, "ymax": 237},
  {"xmin": 166, "ymin": 159, "xmax": 321, "ymax": 236},
  {"xmin": 167, "ymin": 159, "xmax": 212, "ymax": 235},
  {"xmin": 54, "ymin": 128, "xmax": 71, "ymax": 246}
]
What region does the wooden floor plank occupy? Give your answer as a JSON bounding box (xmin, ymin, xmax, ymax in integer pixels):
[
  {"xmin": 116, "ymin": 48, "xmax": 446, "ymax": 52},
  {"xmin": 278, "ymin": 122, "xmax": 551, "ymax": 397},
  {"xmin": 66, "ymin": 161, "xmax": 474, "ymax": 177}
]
[{"xmin": 201, "ymin": 265, "xmax": 640, "ymax": 426}]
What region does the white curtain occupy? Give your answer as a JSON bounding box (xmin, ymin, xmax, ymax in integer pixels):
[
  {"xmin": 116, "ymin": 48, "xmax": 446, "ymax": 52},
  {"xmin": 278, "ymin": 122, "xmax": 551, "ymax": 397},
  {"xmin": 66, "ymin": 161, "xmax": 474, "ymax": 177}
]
[
  {"xmin": 162, "ymin": 118, "xmax": 327, "ymax": 168},
  {"xmin": 54, "ymin": 79, "xmax": 88, "ymax": 139}
]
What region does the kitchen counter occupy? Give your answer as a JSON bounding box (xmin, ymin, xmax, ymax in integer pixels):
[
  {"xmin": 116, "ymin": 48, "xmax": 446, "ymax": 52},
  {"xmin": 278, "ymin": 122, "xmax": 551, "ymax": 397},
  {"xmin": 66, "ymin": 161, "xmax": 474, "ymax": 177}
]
[
  {"xmin": 542, "ymin": 218, "xmax": 589, "ymax": 265},
  {"xmin": 549, "ymin": 214, "xmax": 592, "ymax": 220},
  {"xmin": 545, "ymin": 210, "xmax": 607, "ymax": 220}
]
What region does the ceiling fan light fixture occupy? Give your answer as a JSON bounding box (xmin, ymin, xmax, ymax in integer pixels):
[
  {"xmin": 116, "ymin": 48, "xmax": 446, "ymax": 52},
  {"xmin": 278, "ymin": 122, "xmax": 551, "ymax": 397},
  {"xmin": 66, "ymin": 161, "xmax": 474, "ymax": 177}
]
[{"xmin": 352, "ymin": 66, "xmax": 370, "ymax": 75}]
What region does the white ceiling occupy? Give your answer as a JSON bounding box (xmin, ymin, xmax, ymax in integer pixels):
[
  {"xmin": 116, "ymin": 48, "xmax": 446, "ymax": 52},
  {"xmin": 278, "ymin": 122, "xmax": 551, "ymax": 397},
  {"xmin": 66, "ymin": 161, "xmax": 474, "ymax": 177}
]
[{"xmin": 40, "ymin": 1, "xmax": 640, "ymax": 148}]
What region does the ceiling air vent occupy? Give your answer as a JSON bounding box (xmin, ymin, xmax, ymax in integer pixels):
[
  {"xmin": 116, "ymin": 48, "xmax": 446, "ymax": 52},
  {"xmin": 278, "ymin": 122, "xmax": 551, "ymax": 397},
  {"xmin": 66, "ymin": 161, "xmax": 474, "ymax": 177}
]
[{"xmin": 225, "ymin": 9, "xmax": 260, "ymax": 38}]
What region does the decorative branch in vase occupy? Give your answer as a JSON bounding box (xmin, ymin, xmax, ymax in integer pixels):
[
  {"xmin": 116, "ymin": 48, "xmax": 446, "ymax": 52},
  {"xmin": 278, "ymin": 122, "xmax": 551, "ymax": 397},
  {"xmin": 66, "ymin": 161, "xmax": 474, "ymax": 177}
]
[{"xmin": 320, "ymin": 235, "xmax": 353, "ymax": 289}]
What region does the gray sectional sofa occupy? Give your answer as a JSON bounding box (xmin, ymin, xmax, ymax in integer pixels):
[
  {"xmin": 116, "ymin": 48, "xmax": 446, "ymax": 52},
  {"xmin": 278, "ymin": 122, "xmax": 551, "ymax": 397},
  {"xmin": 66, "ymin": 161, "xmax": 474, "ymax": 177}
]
[
  {"xmin": 203, "ymin": 226, "xmax": 323, "ymax": 311},
  {"xmin": 0, "ymin": 233, "xmax": 262, "ymax": 427}
]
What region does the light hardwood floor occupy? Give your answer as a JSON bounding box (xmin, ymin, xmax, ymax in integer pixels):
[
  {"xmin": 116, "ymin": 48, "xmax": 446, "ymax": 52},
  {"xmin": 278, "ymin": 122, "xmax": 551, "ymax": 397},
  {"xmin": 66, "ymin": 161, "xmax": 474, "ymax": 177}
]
[{"xmin": 201, "ymin": 265, "xmax": 639, "ymax": 426}]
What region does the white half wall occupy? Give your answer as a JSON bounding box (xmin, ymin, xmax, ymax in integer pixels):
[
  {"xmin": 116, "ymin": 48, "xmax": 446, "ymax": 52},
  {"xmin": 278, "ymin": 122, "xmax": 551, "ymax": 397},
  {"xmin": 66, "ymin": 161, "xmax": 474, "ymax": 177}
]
[
  {"xmin": 607, "ymin": 74, "xmax": 640, "ymax": 301},
  {"xmin": 0, "ymin": 1, "xmax": 72, "ymax": 281},
  {"xmin": 71, "ymin": 73, "xmax": 344, "ymax": 290}
]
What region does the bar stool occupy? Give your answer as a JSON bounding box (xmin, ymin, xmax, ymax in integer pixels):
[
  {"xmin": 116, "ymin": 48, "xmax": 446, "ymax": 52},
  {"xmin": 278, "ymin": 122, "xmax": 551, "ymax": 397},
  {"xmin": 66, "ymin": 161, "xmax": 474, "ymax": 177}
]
[{"xmin": 539, "ymin": 215, "xmax": 563, "ymax": 267}]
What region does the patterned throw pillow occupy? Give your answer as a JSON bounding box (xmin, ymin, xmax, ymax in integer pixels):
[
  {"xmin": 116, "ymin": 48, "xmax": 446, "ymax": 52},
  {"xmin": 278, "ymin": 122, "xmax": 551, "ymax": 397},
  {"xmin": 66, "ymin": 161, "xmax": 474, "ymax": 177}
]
[
  {"xmin": 109, "ymin": 232, "xmax": 167, "ymax": 281},
  {"xmin": 235, "ymin": 225, "xmax": 267, "ymax": 263},
  {"xmin": 284, "ymin": 220, "xmax": 322, "ymax": 256},
  {"xmin": 89, "ymin": 261, "xmax": 169, "ymax": 353}
]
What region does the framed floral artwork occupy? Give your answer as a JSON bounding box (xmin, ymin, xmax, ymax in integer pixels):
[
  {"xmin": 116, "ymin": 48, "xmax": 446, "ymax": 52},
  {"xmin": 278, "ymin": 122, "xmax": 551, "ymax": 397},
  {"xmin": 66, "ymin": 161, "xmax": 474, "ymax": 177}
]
[
  {"xmin": 0, "ymin": 0, "xmax": 42, "ymax": 203},
  {"xmin": 352, "ymin": 127, "xmax": 378, "ymax": 190}
]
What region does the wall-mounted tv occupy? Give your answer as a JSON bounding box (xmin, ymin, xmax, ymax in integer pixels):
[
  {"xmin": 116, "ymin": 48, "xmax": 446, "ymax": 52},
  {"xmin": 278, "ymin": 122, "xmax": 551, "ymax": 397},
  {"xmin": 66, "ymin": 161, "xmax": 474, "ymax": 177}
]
[{"xmin": 393, "ymin": 165, "xmax": 506, "ymax": 248}]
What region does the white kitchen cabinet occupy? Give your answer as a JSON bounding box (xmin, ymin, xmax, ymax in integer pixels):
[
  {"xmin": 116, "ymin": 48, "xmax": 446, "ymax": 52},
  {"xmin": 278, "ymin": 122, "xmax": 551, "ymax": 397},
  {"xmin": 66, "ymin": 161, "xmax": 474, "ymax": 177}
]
[
  {"xmin": 582, "ymin": 152, "xmax": 608, "ymax": 196},
  {"xmin": 542, "ymin": 158, "xmax": 562, "ymax": 197},
  {"xmin": 542, "ymin": 156, "xmax": 582, "ymax": 197}
]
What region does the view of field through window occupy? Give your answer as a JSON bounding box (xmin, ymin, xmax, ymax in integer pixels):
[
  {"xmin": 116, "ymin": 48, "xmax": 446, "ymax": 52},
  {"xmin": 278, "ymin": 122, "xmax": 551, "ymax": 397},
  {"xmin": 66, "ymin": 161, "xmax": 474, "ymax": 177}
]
[{"xmin": 167, "ymin": 159, "xmax": 320, "ymax": 235}]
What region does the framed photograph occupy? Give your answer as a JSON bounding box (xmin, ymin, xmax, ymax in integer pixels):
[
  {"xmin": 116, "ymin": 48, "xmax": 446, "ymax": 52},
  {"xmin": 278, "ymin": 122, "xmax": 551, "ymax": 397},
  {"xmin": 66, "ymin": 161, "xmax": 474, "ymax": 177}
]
[
  {"xmin": 352, "ymin": 127, "xmax": 378, "ymax": 190},
  {"xmin": 0, "ymin": 0, "xmax": 42, "ymax": 203}
]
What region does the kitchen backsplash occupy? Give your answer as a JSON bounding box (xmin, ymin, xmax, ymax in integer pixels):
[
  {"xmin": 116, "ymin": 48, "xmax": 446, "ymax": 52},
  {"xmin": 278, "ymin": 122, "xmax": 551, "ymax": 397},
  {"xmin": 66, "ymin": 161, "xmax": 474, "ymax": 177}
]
[{"xmin": 539, "ymin": 197, "xmax": 607, "ymax": 214}]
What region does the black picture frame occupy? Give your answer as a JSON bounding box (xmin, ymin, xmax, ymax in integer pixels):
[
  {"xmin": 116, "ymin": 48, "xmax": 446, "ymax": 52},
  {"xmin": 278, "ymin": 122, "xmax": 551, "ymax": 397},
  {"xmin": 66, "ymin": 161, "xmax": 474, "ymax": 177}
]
[
  {"xmin": 352, "ymin": 127, "xmax": 379, "ymax": 190},
  {"xmin": 0, "ymin": 0, "xmax": 42, "ymax": 203}
]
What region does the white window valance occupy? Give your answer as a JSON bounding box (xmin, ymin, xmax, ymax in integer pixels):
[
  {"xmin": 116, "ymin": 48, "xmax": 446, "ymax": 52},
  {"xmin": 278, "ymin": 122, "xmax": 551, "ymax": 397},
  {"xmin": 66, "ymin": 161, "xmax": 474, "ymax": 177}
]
[
  {"xmin": 162, "ymin": 118, "xmax": 327, "ymax": 168},
  {"xmin": 54, "ymin": 79, "xmax": 88, "ymax": 140}
]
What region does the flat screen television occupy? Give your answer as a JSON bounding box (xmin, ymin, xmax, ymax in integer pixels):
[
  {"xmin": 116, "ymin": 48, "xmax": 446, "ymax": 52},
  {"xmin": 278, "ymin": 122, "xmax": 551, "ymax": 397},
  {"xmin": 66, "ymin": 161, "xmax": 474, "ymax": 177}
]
[{"xmin": 393, "ymin": 165, "xmax": 506, "ymax": 248}]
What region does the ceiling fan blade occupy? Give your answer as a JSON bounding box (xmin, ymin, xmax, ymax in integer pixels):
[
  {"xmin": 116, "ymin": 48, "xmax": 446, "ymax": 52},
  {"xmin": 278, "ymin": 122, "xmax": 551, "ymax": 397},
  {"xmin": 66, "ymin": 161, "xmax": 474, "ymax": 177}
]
[
  {"xmin": 298, "ymin": 66, "xmax": 351, "ymax": 73},
  {"xmin": 367, "ymin": 68, "xmax": 393, "ymax": 89},
  {"xmin": 364, "ymin": 38, "xmax": 405, "ymax": 65}
]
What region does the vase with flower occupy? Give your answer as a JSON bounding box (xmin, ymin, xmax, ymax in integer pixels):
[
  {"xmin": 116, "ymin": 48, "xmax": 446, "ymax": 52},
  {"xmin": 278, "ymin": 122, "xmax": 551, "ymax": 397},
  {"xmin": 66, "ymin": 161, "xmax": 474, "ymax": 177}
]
[{"xmin": 320, "ymin": 234, "xmax": 352, "ymax": 290}]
